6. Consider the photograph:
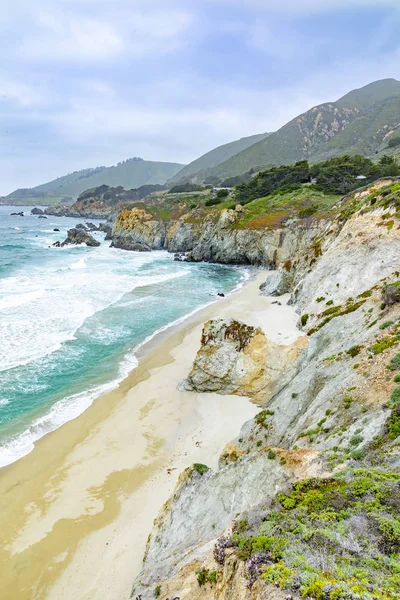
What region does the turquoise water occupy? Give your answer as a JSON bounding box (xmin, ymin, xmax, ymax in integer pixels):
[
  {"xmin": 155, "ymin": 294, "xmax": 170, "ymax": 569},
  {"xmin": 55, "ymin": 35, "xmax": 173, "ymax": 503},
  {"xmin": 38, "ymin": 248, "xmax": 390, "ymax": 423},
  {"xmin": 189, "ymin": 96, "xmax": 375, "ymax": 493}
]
[{"xmin": 0, "ymin": 206, "xmax": 246, "ymax": 467}]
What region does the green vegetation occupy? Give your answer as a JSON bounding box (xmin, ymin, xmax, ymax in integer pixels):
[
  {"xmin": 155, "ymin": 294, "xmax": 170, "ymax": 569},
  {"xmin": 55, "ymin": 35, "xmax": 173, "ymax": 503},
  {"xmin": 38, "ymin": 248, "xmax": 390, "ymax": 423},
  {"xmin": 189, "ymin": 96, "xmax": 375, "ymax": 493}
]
[
  {"xmin": 193, "ymin": 463, "xmax": 210, "ymax": 476},
  {"xmin": 154, "ymin": 585, "xmax": 161, "ymax": 598},
  {"xmin": 169, "ymin": 182, "xmax": 206, "ymax": 194},
  {"xmin": 301, "ymin": 314, "xmax": 309, "ymax": 327},
  {"xmin": 226, "ymin": 468, "xmax": 400, "ymax": 599},
  {"xmin": 196, "ymin": 568, "xmax": 217, "ymax": 586},
  {"xmin": 346, "ymin": 345, "xmax": 363, "ymax": 357},
  {"xmin": 255, "ymin": 409, "xmax": 275, "ymax": 426}
]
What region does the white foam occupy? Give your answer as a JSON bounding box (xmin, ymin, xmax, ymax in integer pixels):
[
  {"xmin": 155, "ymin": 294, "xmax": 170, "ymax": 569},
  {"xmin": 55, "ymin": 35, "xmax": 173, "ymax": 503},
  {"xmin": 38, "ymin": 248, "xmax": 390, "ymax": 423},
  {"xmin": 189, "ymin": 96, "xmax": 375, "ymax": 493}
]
[
  {"xmin": 0, "ymin": 248, "xmax": 187, "ymax": 371},
  {"xmin": 0, "ymin": 290, "xmax": 44, "ymax": 310},
  {"xmin": 0, "ymin": 266, "xmax": 249, "ymax": 469}
]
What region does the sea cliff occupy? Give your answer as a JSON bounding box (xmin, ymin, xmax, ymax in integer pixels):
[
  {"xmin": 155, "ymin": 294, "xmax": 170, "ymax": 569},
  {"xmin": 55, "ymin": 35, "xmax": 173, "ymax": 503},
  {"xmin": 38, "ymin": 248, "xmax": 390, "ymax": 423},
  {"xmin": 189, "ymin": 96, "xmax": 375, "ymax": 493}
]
[{"xmin": 132, "ymin": 180, "xmax": 400, "ymax": 600}]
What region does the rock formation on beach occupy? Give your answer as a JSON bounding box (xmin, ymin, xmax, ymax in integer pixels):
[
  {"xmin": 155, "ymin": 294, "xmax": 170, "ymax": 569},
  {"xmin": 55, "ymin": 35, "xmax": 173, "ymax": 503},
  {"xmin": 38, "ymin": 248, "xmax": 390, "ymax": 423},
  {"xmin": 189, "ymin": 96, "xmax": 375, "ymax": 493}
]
[
  {"xmin": 184, "ymin": 319, "xmax": 306, "ymax": 402},
  {"xmin": 132, "ymin": 177, "xmax": 400, "ymax": 600}
]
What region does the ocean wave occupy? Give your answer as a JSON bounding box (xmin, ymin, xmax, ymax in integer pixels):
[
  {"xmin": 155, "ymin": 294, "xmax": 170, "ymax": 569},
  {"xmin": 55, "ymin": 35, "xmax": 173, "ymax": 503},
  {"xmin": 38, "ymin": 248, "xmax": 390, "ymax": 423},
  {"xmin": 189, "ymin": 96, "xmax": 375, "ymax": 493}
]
[
  {"xmin": 0, "ymin": 289, "xmax": 45, "ymax": 310},
  {"xmin": 0, "ymin": 266, "xmax": 248, "ymax": 469},
  {"xmin": 0, "ymin": 268, "xmax": 188, "ymax": 372},
  {"xmin": 0, "ymin": 367, "xmax": 137, "ymax": 468}
]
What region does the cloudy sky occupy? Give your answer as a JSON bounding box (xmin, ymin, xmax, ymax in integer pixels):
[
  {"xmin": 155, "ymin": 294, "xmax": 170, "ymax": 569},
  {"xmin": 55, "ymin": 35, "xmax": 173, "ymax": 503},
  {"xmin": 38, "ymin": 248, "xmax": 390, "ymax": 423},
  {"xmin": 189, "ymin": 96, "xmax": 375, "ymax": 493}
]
[{"xmin": 1, "ymin": 0, "xmax": 400, "ymax": 194}]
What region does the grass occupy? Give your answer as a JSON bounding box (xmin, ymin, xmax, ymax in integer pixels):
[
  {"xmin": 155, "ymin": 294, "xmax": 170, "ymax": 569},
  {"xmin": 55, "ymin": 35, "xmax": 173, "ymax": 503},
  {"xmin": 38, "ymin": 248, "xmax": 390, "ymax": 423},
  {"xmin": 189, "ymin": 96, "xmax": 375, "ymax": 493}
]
[{"xmin": 232, "ymin": 185, "xmax": 340, "ymax": 230}]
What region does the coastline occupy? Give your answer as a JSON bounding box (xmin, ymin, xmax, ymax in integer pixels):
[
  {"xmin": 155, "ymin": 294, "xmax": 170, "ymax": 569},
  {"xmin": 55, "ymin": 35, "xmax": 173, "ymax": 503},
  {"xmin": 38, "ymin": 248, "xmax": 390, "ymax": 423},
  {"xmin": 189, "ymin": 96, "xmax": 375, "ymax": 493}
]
[{"xmin": 0, "ymin": 270, "xmax": 304, "ymax": 600}]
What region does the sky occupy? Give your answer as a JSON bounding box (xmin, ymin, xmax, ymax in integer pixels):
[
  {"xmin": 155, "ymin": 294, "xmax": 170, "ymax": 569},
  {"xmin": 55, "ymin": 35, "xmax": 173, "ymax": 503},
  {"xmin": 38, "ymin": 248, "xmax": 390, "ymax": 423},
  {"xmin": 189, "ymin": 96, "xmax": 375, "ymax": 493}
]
[{"xmin": 1, "ymin": 0, "xmax": 400, "ymax": 194}]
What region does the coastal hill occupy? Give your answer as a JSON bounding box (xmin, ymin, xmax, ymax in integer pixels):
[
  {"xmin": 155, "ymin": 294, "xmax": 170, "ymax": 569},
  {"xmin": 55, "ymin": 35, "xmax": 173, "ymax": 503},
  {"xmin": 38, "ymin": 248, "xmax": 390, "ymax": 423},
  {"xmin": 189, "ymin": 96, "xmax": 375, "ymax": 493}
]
[
  {"xmin": 1, "ymin": 157, "xmax": 184, "ymax": 206},
  {"xmin": 168, "ymin": 132, "xmax": 271, "ymax": 185},
  {"xmin": 174, "ymin": 78, "xmax": 400, "ymax": 184}
]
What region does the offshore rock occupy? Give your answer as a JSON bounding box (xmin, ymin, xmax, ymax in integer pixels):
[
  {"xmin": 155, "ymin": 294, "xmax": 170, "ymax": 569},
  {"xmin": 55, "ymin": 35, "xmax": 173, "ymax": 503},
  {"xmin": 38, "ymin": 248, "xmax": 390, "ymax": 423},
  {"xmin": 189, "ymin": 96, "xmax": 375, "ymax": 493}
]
[
  {"xmin": 185, "ymin": 318, "xmax": 306, "ymax": 403},
  {"xmin": 60, "ymin": 228, "xmax": 100, "ymax": 247},
  {"xmin": 31, "ymin": 207, "xmax": 44, "ymax": 215}
]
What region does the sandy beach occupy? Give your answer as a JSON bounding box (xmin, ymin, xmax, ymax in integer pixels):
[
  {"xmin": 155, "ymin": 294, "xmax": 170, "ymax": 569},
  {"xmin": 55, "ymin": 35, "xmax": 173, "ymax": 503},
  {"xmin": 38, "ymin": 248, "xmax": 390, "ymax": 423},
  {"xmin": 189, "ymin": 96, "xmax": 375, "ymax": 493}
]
[{"xmin": 0, "ymin": 270, "xmax": 304, "ymax": 600}]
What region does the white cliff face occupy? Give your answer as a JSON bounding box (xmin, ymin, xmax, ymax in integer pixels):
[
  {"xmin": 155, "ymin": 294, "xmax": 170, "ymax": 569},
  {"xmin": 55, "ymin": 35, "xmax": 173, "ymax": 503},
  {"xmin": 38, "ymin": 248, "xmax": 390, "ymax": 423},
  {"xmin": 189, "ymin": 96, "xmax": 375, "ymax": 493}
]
[
  {"xmin": 294, "ymin": 206, "xmax": 400, "ymax": 320},
  {"xmin": 136, "ymin": 450, "xmax": 321, "ymax": 597},
  {"xmin": 131, "ymin": 188, "xmax": 400, "ymax": 600}
]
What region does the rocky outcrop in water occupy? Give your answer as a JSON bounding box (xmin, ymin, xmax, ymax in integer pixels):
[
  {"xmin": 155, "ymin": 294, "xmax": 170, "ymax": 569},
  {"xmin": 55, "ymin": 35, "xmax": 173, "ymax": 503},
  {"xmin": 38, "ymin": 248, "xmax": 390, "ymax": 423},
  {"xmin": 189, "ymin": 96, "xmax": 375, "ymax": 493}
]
[
  {"xmin": 31, "ymin": 207, "xmax": 44, "ymax": 215},
  {"xmin": 60, "ymin": 228, "xmax": 100, "ymax": 247}
]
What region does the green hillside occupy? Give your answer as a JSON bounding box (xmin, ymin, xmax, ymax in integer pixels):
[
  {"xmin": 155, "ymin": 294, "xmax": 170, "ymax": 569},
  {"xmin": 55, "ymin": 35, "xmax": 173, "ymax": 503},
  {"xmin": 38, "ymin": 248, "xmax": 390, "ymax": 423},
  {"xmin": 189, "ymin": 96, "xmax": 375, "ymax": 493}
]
[
  {"xmin": 6, "ymin": 158, "xmax": 184, "ymax": 202},
  {"xmin": 169, "ymin": 133, "xmax": 270, "ymax": 184},
  {"xmin": 195, "ymin": 79, "xmax": 400, "ymax": 183}
]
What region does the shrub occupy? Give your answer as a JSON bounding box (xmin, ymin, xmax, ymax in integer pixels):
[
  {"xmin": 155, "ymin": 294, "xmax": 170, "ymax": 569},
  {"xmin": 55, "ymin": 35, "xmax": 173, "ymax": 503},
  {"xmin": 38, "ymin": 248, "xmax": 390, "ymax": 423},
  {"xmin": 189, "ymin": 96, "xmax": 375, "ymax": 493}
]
[
  {"xmin": 154, "ymin": 586, "xmax": 161, "ymax": 598},
  {"xmin": 391, "ymin": 387, "xmax": 400, "ymax": 403},
  {"xmin": 216, "ymin": 188, "xmax": 229, "ymax": 198},
  {"xmin": 349, "ymin": 434, "xmax": 364, "ymax": 447},
  {"xmin": 346, "ymin": 345, "xmax": 363, "ymax": 357},
  {"xmin": 205, "ymin": 197, "xmax": 222, "ymax": 207},
  {"xmin": 301, "ymin": 314, "xmax": 309, "ymax": 326},
  {"xmin": 389, "ymin": 353, "xmax": 400, "ymax": 371},
  {"xmin": 268, "ymin": 450, "xmax": 276, "ymax": 460},
  {"xmin": 255, "ymin": 409, "xmax": 274, "ymax": 426},
  {"xmin": 193, "ymin": 463, "xmax": 209, "ymax": 475},
  {"xmin": 169, "ymin": 183, "xmax": 205, "ymax": 193},
  {"xmin": 380, "ymin": 320, "xmax": 394, "ymax": 330}
]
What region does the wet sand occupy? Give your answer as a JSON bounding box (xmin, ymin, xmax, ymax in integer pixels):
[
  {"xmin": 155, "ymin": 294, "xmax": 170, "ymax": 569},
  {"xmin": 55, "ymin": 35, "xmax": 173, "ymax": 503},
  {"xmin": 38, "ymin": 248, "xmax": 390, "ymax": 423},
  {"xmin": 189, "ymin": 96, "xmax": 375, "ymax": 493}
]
[{"xmin": 0, "ymin": 271, "xmax": 303, "ymax": 600}]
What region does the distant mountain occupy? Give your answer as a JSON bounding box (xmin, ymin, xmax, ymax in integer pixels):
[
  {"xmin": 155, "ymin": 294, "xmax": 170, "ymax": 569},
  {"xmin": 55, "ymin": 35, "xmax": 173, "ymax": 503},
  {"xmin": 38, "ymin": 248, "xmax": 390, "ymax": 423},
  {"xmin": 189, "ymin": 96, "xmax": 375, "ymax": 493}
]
[
  {"xmin": 5, "ymin": 157, "xmax": 184, "ymax": 203},
  {"xmin": 168, "ymin": 133, "xmax": 271, "ymax": 184},
  {"xmin": 192, "ymin": 79, "xmax": 400, "ymax": 183}
]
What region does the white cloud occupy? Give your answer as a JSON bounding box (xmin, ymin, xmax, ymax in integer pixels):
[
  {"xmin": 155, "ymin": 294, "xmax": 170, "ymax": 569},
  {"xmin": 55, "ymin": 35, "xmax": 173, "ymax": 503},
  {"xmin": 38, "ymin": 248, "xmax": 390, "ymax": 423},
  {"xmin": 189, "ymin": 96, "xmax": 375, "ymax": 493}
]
[
  {"xmin": 13, "ymin": 2, "xmax": 193, "ymax": 63},
  {"xmin": 0, "ymin": 78, "xmax": 45, "ymax": 107},
  {"xmin": 19, "ymin": 13, "xmax": 123, "ymax": 61},
  {"xmin": 216, "ymin": 0, "xmax": 400, "ymax": 12}
]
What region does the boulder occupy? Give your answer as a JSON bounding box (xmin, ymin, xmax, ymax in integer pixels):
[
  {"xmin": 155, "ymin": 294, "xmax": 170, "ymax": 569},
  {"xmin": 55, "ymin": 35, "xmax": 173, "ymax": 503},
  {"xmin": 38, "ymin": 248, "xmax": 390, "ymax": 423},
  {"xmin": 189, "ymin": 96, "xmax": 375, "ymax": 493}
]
[
  {"xmin": 184, "ymin": 318, "xmax": 305, "ymax": 402},
  {"xmin": 10, "ymin": 211, "xmax": 24, "ymax": 216},
  {"xmin": 38, "ymin": 215, "xmax": 47, "ymax": 219},
  {"xmin": 259, "ymin": 270, "xmax": 293, "ymax": 297},
  {"xmin": 31, "ymin": 207, "xmax": 44, "ymax": 215},
  {"xmin": 60, "ymin": 228, "xmax": 100, "ymax": 247},
  {"xmin": 383, "ymin": 282, "xmax": 400, "ymax": 306}
]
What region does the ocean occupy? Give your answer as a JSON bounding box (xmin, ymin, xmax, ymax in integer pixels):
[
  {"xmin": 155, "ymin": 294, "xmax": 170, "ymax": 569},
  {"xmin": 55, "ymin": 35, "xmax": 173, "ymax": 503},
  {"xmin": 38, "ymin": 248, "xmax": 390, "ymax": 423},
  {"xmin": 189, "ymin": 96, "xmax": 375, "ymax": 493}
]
[{"xmin": 0, "ymin": 206, "xmax": 246, "ymax": 468}]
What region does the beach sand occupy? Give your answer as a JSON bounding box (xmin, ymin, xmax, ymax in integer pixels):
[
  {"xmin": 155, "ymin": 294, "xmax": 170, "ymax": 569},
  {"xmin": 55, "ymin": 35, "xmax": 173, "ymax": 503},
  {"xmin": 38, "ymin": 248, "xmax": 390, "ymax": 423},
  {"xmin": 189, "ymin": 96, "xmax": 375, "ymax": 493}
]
[{"xmin": 0, "ymin": 271, "xmax": 304, "ymax": 600}]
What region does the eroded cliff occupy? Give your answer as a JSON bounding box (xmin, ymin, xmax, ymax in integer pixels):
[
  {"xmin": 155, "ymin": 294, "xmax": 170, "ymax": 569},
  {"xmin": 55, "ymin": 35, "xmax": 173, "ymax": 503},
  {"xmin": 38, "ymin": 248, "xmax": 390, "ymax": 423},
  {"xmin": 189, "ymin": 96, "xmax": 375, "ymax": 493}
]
[{"xmin": 131, "ymin": 180, "xmax": 400, "ymax": 600}]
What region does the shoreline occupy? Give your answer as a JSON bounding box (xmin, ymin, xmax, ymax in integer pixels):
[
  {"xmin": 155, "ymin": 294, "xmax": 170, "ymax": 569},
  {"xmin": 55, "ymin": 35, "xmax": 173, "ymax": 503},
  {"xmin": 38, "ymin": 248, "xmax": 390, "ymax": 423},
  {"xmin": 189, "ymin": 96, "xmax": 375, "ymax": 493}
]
[
  {"xmin": 0, "ymin": 270, "xmax": 304, "ymax": 600},
  {"xmin": 0, "ymin": 261, "xmax": 249, "ymax": 469}
]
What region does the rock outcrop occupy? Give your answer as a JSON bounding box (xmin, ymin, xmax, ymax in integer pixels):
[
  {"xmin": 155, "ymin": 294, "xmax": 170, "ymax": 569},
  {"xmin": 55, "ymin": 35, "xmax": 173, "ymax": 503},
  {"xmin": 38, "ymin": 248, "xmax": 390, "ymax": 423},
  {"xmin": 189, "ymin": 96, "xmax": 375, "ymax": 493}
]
[
  {"xmin": 184, "ymin": 319, "xmax": 306, "ymax": 403},
  {"xmin": 111, "ymin": 207, "xmax": 167, "ymax": 251},
  {"xmin": 31, "ymin": 207, "xmax": 44, "ymax": 215},
  {"xmin": 111, "ymin": 205, "xmax": 325, "ymax": 264},
  {"xmin": 259, "ymin": 270, "xmax": 293, "ymax": 297},
  {"xmin": 60, "ymin": 228, "xmax": 100, "ymax": 247},
  {"xmin": 133, "ymin": 182, "xmax": 400, "ymax": 600}
]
